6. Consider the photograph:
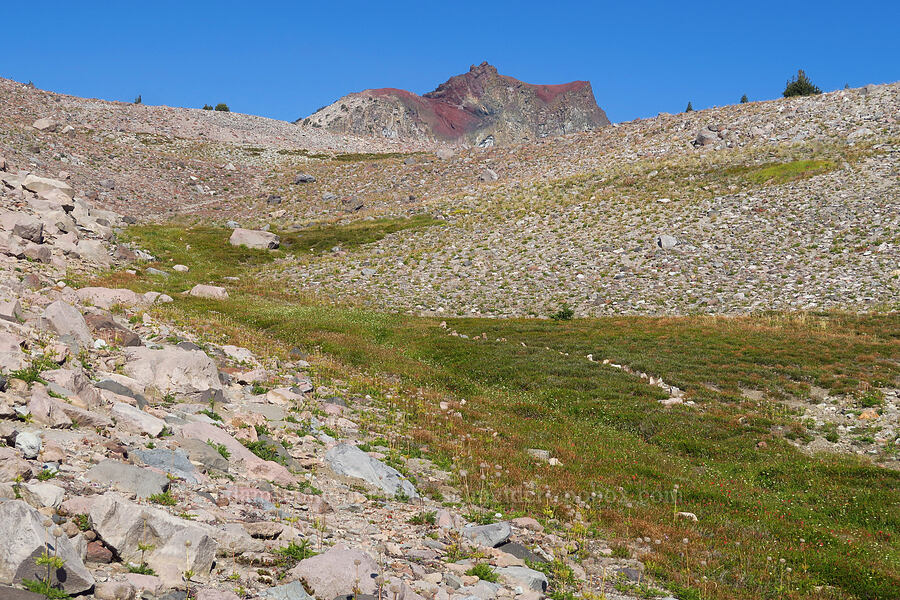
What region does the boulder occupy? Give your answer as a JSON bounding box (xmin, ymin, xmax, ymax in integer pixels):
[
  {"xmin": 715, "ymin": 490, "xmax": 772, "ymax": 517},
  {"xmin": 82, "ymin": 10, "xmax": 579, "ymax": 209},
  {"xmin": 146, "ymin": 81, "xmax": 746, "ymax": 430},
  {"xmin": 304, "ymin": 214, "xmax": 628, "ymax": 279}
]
[
  {"xmin": 289, "ymin": 544, "xmax": 378, "ymax": 600},
  {"xmin": 180, "ymin": 421, "xmax": 292, "ymax": 485},
  {"xmin": 22, "ymin": 174, "xmax": 74, "ymax": 198},
  {"xmin": 90, "ymin": 493, "xmax": 217, "ymax": 586},
  {"xmin": 0, "ymin": 585, "xmax": 44, "ymax": 599},
  {"xmin": 41, "ymin": 301, "xmax": 93, "ymax": 348},
  {"xmin": 14, "ymin": 431, "xmax": 42, "ymax": 459},
  {"xmin": 325, "ymin": 443, "xmax": 418, "ymax": 498},
  {"xmin": 229, "ymin": 228, "xmax": 280, "ymax": 250},
  {"xmin": 131, "ymin": 448, "xmax": 200, "ymax": 483},
  {"xmin": 32, "ymin": 118, "xmax": 58, "ymax": 131},
  {"xmin": 189, "ymin": 284, "xmax": 229, "ymax": 300},
  {"xmin": 84, "ymin": 460, "xmax": 169, "ymax": 498},
  {"xmin": 85, "ymin": 313, "xmax": 142, "ymax": 347},
  {"xmin": 0, "ymin": 331, "xmax": 27, "ymax": 371},
  {"xmin": 292, "ymin": 173, "xmax": 316, "ymax": 184},
  {"xmin": 177, "ymin": 437, "xmax": 229, "ymax": 473},
  {"xmin": 76, "ymin": 287, "xmax": 145, "ymax": 309},
  {"xmin": 19, "ymin": 482, "xmax": 65, "ymax": 509},
  {"xmin": 0, "ymin": 500, "xmax": 94, "ymax": 593},
  {"xmin": 478, "ymin": 168, "xmax": 499, "ymax": 182},
  {"xmin": 124, "ymin": 345, "xmax": 222, "ymax": 399},
  {"xmin": 656, "ymin": 234, "xmax": 678, "ymax": 250},
  {"xmin": 694, "ymin": 129, "xmax": 719, "ymax": 146},
  {"xmin": 495, "ymin": 566, "xmax": 548, "ymax": 592},
  {"xmin": 28, "ymin": 386, "xmax": 72, "ymax": 428},
  {"xmin": 0, "ymin": 299, "xmax": 23, "ymax": 323},
  {"xmin": 94, "ymin": 580, "xmax": 135, "ymax": 600},
  {"xmin": 461, "ymin": 522, "xmax": 511, "ymax": 548},
  {"xmin": 111, "ymin": 402, "xmax": 165, "ymax": 436},
  {"xmin": 0, "ymin": 446, "xmax": 34, "ymax": 481},
  {"xmin": 74, "ymin": 239, "xmax": 111, "ymax": 266},
  {"xmin": 258, "ymin": 580, "xmax": 314, "ymax": 600},
  {"xmin": 0, "ymin": 213, "xmax": 43, "ymax": 243}
]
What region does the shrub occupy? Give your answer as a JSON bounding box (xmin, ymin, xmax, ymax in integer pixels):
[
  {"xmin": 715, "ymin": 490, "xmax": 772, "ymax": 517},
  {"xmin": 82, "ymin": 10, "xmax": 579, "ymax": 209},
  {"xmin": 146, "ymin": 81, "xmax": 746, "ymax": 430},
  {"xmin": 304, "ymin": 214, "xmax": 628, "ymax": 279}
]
[
  {"xmin": 214, "ymin": 103, "xmax": 230, "ymax": 112},
  {"xmin": 551, "ymin": 305, "xmax": 574, "ymax": 321},
  {"xmin": 134, "ymin": 95, "xmax": 142, "ymax": 104},
  {"xmin": 740, "ymin": 94, "xmax": 749, "ymax": 103},
  {"xmin": 408, "ymin": 511, "xmax": 437, "ymax": 525},
  {"xmin": 274, "ymin": 540, "xmax": 316, "ymax": 562},
  {"xmin": 685, "ymin": 101, "xmax": 693, "ymax": 112},
  {"xmin": 206, "ymin": 440, "xmax": 230, "ymax": 459},
  {"xmin": 202, "ymin": 104, "xmax": 214, "ymax": 110},
  {"xmin": 783, "ymin": 69, "xmax": 822, "ymax": 97},
  {"xmin": 148, "ymin": 490, "xmax": 176, "ymax": 506},
  {"xmin": 466, "ymin": 563, "xmax": 499, "ymax": 583}
]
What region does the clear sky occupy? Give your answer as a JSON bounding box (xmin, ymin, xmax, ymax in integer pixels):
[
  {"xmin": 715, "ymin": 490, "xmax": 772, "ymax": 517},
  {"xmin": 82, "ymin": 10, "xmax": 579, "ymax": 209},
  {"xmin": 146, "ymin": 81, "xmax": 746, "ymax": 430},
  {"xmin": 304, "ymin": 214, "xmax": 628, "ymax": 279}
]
[{"xmin": 2, "ymin": 1, "xmax": 898, "ymax": 124}]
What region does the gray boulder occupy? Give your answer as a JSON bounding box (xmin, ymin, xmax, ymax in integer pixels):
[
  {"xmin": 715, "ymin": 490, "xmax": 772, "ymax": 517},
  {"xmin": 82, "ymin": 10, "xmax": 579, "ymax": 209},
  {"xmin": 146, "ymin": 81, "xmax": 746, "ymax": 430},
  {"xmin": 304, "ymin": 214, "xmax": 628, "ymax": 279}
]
[
  {"xmin": 14, "ymin": 431, "xmax": 41, "ymax": 459},
  {"xmin": 84, "ymin": 460, "xmax": 169, "ymax": 498},
  {"xmin": 177, "ymin": 437, "xmax": 229, "ymax": 473},
  {"xmin": 495, "ymin": 566, "xmax": 548, "ymax": 592},
  {"xmin": 292, "ymin": 173, "xmax": 316, "ymax": 184},
  {"xmin": 461, "ymin": 522, "xmax": 511, "ymax": 548},
  {"xmin": 656, "ymin": 234, "xmax": 678, "ymax": 250},
  {"xmin": 0, "ymin": 500, "xmax": 94, "ymax": 593},
  {"xmin": 325, "ymin": 443, "xmax": 418, "ymax": 498},
  {"xmin": 257, "ymin": 580, "xmax": 314, "ymax": 600},
  {"xmin": 132, "ymin": 448, "xmax": 200, "ymax": 483},
  {"xmin": 124, "ymin": 345, "xmax": 222, "ymax": 399},
  {"xmin": 111, "ymin": 402, "xmax": 165, "ymax": 436},
  {"xmin": 89, "ymin": 493, "xmax": 217, "ymax": 586},
  {"xmin": 289, "ymin": 544, "xmax": 378, "ymax": 599},
  {"xmin": 229, "ymin": 228, "xmax": 280, "ymax": 250},
  {"xmin": 41, "ymin": 301, "xmax": 93, "ymax": 348}
]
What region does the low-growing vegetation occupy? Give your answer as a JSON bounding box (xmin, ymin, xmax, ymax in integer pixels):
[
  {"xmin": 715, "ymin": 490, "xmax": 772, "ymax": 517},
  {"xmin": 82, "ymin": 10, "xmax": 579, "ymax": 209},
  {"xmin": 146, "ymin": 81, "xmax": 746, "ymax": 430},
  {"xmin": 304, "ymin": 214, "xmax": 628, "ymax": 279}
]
[{"xmin": 89, "ymin": 222, "xmax": 900, "ymax": 600}]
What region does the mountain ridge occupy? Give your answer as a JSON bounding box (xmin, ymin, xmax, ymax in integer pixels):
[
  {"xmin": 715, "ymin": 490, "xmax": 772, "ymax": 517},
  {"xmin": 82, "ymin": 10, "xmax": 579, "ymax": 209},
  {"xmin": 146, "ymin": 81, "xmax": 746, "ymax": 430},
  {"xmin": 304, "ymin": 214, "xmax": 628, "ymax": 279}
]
[{"xmin": 301, "ymin": 62, "xmax": 610, "ymax": 146}]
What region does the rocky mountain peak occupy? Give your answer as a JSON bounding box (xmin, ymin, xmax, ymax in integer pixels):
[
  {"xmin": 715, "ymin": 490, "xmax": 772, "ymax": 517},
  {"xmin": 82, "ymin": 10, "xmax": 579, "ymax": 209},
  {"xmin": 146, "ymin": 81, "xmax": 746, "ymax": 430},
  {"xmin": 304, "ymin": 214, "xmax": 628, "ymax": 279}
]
[{"xmin": 302, "ymin": 63, "xmax": 610, "ymax": 146}]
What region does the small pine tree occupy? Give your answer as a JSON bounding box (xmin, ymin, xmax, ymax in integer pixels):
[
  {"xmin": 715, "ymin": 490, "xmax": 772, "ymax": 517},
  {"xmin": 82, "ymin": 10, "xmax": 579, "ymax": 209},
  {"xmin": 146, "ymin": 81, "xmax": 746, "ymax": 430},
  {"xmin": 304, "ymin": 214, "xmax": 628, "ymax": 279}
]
[
  {"xmin": 685, "ymin": 101, "xmax": 693, "ymax": 112},
  {"xmin": 783, "ymin": 69, "xmax": 822, "ymax": 97},
  {"xmin": 740, "ymin": 94, "xmax": 748, "ymax": 103},
  {"xmin": 214, "ymin": 103, "xmax": 230, "ymax": 112},
  {"xmin": 134, "ymin": 94, "xmax": 142, "ymax": 104},
  {"xmin": 202, "ymin": 104, "xmax": 214, "ymax": 110}
]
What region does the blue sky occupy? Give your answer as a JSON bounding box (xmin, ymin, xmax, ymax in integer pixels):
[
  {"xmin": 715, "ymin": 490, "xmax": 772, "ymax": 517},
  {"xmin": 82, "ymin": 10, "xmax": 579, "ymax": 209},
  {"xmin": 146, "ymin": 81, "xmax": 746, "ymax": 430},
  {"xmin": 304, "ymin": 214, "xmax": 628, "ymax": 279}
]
[{"xmin": 2, "ymin": 1, "xmax": 897, "ymax": 124}]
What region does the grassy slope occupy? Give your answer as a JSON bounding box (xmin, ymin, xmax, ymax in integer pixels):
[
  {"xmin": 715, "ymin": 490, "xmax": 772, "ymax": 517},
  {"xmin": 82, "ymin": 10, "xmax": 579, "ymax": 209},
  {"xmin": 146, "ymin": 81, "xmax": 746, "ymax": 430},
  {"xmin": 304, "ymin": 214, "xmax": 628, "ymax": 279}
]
[{"xmin": 86, "ymin": 223, "xmax": 900, "ymax": 600}]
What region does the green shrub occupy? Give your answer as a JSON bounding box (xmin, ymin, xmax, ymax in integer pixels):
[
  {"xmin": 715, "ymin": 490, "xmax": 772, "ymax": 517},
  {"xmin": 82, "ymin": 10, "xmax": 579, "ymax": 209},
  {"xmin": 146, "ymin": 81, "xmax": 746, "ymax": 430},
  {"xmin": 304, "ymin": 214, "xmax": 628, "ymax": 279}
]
[
  {"xmin": 551, "ymin": 305, "xmax": 574, "ymax": 321},
  {"xmin": 215, "ymin": 103, "xmax": 230, "ymax": 112},
  {"xmin": 206, "ymin": 440, "xmax": 230, "ymax": 459},
  {"xmin": 783, "ymin": 69, "xmax": 822, "ymax": 97},
  {"xmin": 740, "ymin": 94, "xmax": 749, "ymax": 103},
  {"xmin": 148, "ymin": 490, "xmax": 176, "ymax": 506},
  {"xmin": 685, "ymin": 101, "xmax": 693, "ymax": 112},
  {"xmin": 466, "ymin": 563, "xmax": 499, "ymax": 583},
  {"xmin": 408, "ymin": 511, "xmax": 437, "ymax": 525},
  {"xmin": 274, "ymin": 540, "xmax": 317, "ymax": 562},
  {"xmin": 202, "ymin": 104, "xmax": 214, "ymax": 110}
]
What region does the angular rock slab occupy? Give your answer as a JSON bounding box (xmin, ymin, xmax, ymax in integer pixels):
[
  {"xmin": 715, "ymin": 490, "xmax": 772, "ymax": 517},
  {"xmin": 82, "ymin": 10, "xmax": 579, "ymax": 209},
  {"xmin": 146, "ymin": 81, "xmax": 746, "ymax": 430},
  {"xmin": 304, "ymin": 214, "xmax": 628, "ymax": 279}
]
[
  {"xmin": 496, "ymin": 566, "xmax": 548, "ymax": 592},
  {"xmin": 180, "ymin": 421, "xmax": 292, "ymax": 485},
  {"xmin": 290, "ymin": 544, "xmax": 378, "ymax": 600},
  {"xmin": 111, "ymin": 402, "xmax": 165, "ymax": 436},
  {"xmin": 0, "ymin": 500, "xmax": 95, "ymax": 593},
  {"xmin": 124, "ymin": 345, "xmax": 222, "ymax": 398},
  {"xmin": 324, "ymin": 443, "xmax": 418, "ymax": 498},
  {"xmin": 84, "ymin": 459, "xmax": 169, "ymax": 498},
  {"xmin": 257, "ymin": 580, "xmax": 314, "ymax": 600},
  {"xmin": 41, "ymin": 300, "xmax": 93, "ymax": 348},
  {"xmin": 461, "ymin": 522, "xmax": 511, "ymax": 548},
  {"xmin": 90, "ymin": 493, "xmax": 217, "ymax": 586}
]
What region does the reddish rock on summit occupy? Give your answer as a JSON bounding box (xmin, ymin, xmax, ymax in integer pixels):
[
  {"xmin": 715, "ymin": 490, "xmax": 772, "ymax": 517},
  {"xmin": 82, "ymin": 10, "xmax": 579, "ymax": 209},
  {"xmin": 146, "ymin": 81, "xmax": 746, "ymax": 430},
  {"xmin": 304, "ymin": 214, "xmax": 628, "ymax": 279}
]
[{"xmin": 302, "ymin": 62, "xmax": 609, "ymax": 146}]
